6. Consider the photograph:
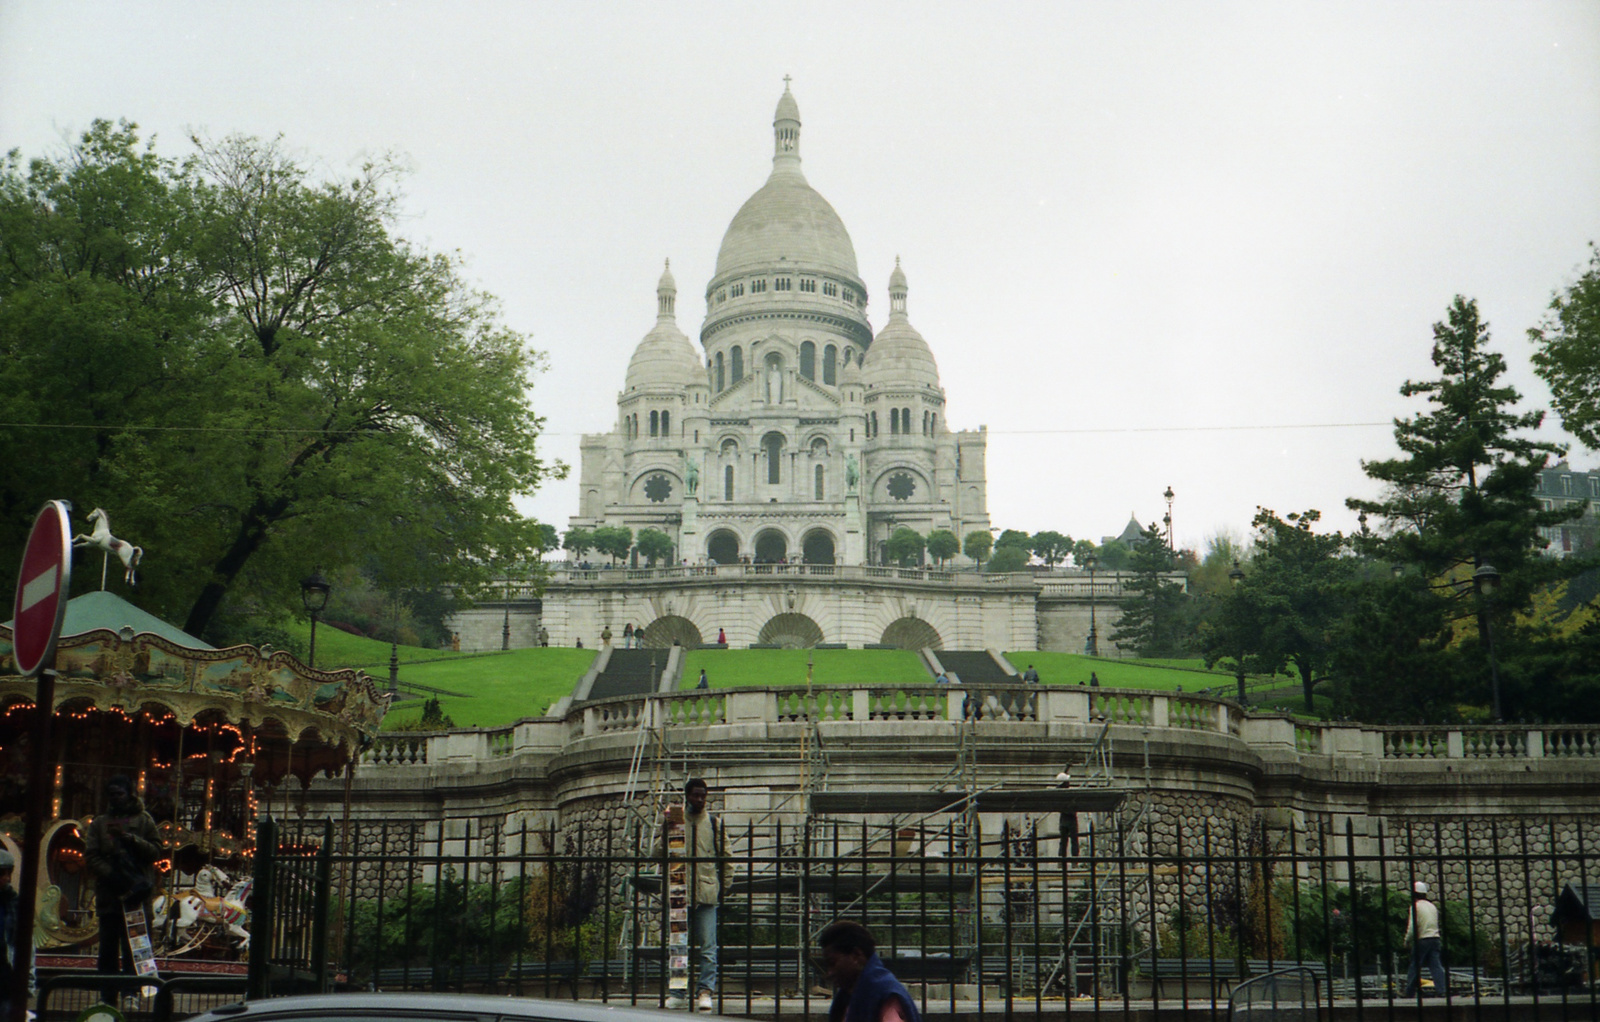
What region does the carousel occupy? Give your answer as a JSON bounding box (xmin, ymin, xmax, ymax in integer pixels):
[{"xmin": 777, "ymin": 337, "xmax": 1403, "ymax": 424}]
[{"xmin": 1, "ymin": 581, "xmax": 388, "ymax": 967}]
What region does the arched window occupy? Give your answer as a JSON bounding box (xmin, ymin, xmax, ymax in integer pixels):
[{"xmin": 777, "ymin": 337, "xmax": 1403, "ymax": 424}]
[
  {"xmin": 764, "ymin": 433, "xmax": 783, "ymax": 484},
  {"xmin": 715, "ymin": 353, "xmax": 725, "ymax": 392},
  {"xmin": 815, "ymin": 463, "xmax": 825, "ymax": 499},
  {"xmin": 902, "ymin": 409, "xmax": 911, "ymax": 435},
  {"xmin": 662, "ymin": 411, "xmax": 670, "ymax": 436},
  {"xmin": 731, "ymin": 346, "xmax": 744, "ymax": 383},
  {"xmin": 922, "ymin": 410, "xmax": 930, "ymax": 435},
  {"xmin": 824, "ymin": 345, "xmax": 837, "ymax": 385},
  {"xmin": 724, "ymin": 465, "xmax": 734, "ymax": 500},
  {"xmin": 800, "ymin": 341, "xmax": 815, "ymax": 380},
  {"xmin": 930, "ymin": 414, "xmax": 936, "ymax": 434},
  {"xmin": 650, "ymin": 410, "xmax": 659, "ymax": 437},
  {"xmin": 890, "ymin": 408, "xmax": 899, "ymax": 435}
]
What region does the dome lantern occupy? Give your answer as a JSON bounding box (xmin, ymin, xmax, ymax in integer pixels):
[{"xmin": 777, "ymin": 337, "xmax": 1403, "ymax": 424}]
[
  {"xmin": 658, "ymin": 258, "xmax": 677, "ymax": 318},
  {"xmin": 774, "ymin": 75, "xmax": 801, "ymax": 172}
]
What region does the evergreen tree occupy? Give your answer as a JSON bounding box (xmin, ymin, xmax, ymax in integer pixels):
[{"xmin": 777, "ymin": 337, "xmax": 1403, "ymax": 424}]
[
  {"xmin": 1348, "ymin": 297, "xmax": 1582, "ymax": 720},
  {"xmin": 1110, "ymin": 523, "xmax": 1189, "ymax": 657}
]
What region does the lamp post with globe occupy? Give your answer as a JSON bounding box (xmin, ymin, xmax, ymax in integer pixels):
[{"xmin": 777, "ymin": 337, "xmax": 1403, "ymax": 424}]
[{"xmin": 300, "ymin": 571, "xmax": 331, "ymax": 668}]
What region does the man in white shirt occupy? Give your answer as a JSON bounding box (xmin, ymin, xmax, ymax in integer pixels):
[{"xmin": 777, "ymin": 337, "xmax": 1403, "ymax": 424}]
[{"xmin": 1401, "ymin": 881, "xmax": 1448, "ymax": 997}]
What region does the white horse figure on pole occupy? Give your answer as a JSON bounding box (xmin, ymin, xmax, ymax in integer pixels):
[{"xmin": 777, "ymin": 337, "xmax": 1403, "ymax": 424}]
[
  {"xmin": 153, "ymin": 866, "xmax": 253, "ymax": 952},
  {"xmin": 72, "ymin": 507, "xmax": 143, "ymax": 587}
]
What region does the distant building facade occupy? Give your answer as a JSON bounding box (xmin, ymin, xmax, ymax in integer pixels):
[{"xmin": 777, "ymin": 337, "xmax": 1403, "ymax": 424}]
[
  {"xmin": 570, "ymin": 84, "xmax": 990, "ymax": 569},
  {"xmin": 1536, "ymin": 461, "xmax": 1600, "ymax": 557}
]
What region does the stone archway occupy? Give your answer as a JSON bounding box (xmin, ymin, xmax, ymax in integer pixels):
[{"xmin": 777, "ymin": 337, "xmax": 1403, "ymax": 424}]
[
  {"xmin": 640, "ymin": 616, "xmax": 704, "ymax": 649},
  {"xmin": 880, "ymin": 617, "xmax": 942, "ymax": 650},
  {"xmin": 754, "ymin": 529, "xmax": 788, "ymax": 563},
  {"xmin": 801, "ymin": 529, "xmax": 836, "ymax": 565},
  {"xmin": 758, "ymin": 613, "xmax": 824, "ymax": 649},
  {"xmin": 707, "ymin": 529, "xmax": 740, "ymax": 566}
]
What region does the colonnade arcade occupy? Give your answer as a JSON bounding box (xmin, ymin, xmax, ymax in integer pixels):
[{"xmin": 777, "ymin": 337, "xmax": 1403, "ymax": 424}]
[
  {"xmin": 705, "ymin": 526, "xmax": 837, "ymax": 565},
  {"xmin": 636, "ymin": 612, "xmax": 939, "ymax": 649}
]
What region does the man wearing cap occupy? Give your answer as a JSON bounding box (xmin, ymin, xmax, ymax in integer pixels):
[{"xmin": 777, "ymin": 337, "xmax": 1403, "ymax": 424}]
[
  {"xmin": 85, "ymin": 776, "xmax": 161, "ymax": 1000},
  {"xmin": 1401, "ymin": 880, "xmax": 1447, "ymax": 997}
]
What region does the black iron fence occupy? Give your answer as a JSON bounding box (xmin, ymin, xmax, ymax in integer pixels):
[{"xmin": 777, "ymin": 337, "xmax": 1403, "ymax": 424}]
[{"xmin": 244, "ymin": 813, "xmax": 1600, "ymax": 1020}]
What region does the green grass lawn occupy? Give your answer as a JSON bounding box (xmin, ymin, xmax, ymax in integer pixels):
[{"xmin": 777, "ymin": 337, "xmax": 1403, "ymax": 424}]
[
  {"xmin": 680, "ymin": 648, "xmax": 929, "ymax": 689},
  {"xmin": 378, "ymin": 648, "xmax": 597, "ymax": 730},
  {"xmin": 281, "ymin": 620, "xmax": 475, "ymax": 669},
  {"xmin": 1001, "ymin": 652, "xmax": 1254, "ymax": 692},
  {"xmin": 282, "ymin": 626, "xmax": 1311, "ymax": 730}
]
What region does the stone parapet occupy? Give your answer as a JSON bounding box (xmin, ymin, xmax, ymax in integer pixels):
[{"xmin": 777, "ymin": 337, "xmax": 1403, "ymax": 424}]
[{"xmin": 333, "ymin": 686, "xmax": 1600, "ymax": 848}]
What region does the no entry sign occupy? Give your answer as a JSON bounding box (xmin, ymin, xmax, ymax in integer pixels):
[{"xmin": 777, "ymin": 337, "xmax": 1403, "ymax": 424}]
[{"xmin": 10, "ymin": 500, "xmax": 72, "ymax": 678}]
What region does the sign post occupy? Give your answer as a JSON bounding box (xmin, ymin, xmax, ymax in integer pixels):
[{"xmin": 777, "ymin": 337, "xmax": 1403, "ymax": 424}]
[{"xmin": 9, "ymin": 500, "xmax": 72, "ymax": 1022}]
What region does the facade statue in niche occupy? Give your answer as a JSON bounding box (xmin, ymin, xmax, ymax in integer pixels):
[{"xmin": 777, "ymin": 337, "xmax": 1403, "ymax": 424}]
[
  {"xmin": 570, "ymin": 82, "xmax": 990, "ymax": 567},
  {"xmin": 765, "ymin": 358, "xmax": 782, "ymax": 403}
]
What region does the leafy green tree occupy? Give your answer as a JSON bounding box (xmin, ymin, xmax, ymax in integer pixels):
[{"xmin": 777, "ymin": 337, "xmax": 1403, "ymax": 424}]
[
  {"xmin": 1205, "ymin": 509, "xmax": 1352, "ymax": 711},
  {"xmin": 1530, "ymin": 244, "xmax": 1600, "ymax": 448},
  {"xmin": 1349, "ymin": 297, "xmax": 1582, "ymax": 719},
  {"xmin": 635, "ymin": 528, "xmax": 673, "ymax": 566},
  {"xmin": 563, "ymin": 527, "xmax": 594, "ymax": 561},
  {"xmin": 986, "ymin": 546, "xmax": 1029, "ymax": 573},
  {"xmin": 963, "ymin": 530, "xmax": 993, "ymax": 566},
  {"xmin": 1095, "ymin": 539, "xmax": 1132, "ymax": 571},
  {"xmin": 591, "ymin": 525, "xmax": 634, "ymax": 565},
  {"xmin": 1071, "ymin": 539, "xmax": 1097, "ymax": 567},
  {"xmin": 535, "ymin": 523, "xmax": 559, "ymax": 553},
  {"xmin": 0, "ymin": 122, "xmax": 555, "ymax": 637},
  {"xmin": 1030, "ymin": 530, "xmax": 1073, "ymax": 567},
  {"xmin": 1109, "ymin": 523, "xmax": 1189, "ymax": 657},
  {"xmin": 886, "ymin": 527, "xmax": 925, "ymax": 567},
  {"xmin": 994, "ymin": 529, "xmax": 1032, "ymax": 553},
  {"xmin": 926, "ymin": 529, "xmax": 959, "ymax": 566}
]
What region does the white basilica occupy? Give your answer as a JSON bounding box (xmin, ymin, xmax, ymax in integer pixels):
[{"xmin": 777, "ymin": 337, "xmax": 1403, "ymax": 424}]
[{"xmin": 572, "ymin": 84, "xmax": 991, "ymax": 567}]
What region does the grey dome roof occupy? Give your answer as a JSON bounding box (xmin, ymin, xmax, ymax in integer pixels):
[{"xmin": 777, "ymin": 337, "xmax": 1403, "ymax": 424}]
[
  {"xmin": 626, "ymin": 261, "xmax": 703, "ymax": 391},
  {"xmin": 863, "ymin": 260, "xmax": 939, "ymax": 389},
  {"xmin": 713, "ymin": 85, "xmax": 861, "ymax": 283}
]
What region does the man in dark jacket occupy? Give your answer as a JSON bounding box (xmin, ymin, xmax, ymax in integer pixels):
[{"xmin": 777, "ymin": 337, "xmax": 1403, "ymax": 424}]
[
  {"xmin": 0, "ymin": 849, "xmax": 17, "ymax": 1021},
  {"xmin": 820, "ymin": 921, "xmax": 922, "ymax": 1022},
  {"xmin": 85, "ymin": 776, "xmax": 161, "ymax": 998}
]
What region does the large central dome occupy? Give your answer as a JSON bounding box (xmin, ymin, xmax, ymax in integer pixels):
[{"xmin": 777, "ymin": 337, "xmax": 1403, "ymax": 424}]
[{"xmin": 711, "ymin": 85, "xmax": 861, "ymax": 283}]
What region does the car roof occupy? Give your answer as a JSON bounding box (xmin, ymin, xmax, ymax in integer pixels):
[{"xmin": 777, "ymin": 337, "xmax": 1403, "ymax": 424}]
[{"xmin": 190, "ymin": 993, "xmax": 700, "ymax": 1022}]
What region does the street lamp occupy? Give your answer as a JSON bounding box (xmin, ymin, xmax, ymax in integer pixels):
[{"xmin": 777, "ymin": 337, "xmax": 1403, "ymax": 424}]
[
  {"xmin": 1473, "ymin": 563, "xmax": 1503, "ymax": 723},
  {"xmin": 388, "ymin": 592, "xmax": 401, "ymax": 697},
  {"xmin": 502, "ymin": 574, "xmax": 512, "ymax": 652},
  {"xmin": 1085, "ymin": 552, "xmax": 1099, "ymax": 657},
  {"xmin": 1228, "ymin": 561, "xmax": 1247, "ymax": 703},
  {"xmin": 1163, "ymin": 486, "xmax": 1176, "ymax": 551},
  {"xmin": 299, "ymin": 571, "xmax": 331, "ymax": 668}
]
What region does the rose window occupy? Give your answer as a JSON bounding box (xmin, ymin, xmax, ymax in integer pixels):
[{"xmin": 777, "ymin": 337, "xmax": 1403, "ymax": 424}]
[
  {"xmin": 887, "ymin": 473, "xmax": 916, "ymax": 501},
  {"xmin": 645, "ymin": 475, "xmax": 673, "ymax": 503}
]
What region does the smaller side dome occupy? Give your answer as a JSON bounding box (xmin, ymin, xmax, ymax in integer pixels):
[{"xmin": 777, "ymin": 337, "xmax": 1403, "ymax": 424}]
[
  {"xmin": 625, "ymin": 260, "xmax": 702, "ymax": 391},
  {"xmin": 861, "ymin": 259, "xmax": 940, "ymax": 390}
]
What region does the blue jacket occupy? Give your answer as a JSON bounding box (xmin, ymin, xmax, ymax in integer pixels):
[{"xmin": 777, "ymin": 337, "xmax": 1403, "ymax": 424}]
[{"xmin": 830, "ymin": 953, "xmax": 922, "ymax": 1022}]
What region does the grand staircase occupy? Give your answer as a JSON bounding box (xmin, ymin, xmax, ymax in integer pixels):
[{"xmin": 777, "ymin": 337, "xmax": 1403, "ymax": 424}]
[
  {"xmin": 936, "ymin": 650, "xmax": 1013, "ymax": 685},
  {"xmin": 587, "ymin": 648, "xmax": 668, "ymax": 699}
]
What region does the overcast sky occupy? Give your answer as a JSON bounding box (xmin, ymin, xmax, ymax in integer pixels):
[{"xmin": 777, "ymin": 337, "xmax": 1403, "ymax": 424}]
[{"xmin": 4, "ymin": 1, "xmax": 1598, "ymax": 556}]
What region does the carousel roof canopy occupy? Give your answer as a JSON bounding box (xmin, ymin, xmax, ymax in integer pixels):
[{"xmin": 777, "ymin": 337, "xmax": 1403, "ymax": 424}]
[{"xmin": 27, "ymin": 591, "xmax": 214, "ymax": 649}]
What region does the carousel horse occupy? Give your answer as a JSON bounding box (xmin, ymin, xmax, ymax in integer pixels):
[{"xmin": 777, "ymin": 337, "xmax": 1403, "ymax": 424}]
[
  {"xmin": 153, "ymin": 866, "xmax": 252, "ymax": 952},
  {"xmin": 71, "ymin": 507, "xmax": 143, "ymax": 586}
]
